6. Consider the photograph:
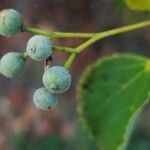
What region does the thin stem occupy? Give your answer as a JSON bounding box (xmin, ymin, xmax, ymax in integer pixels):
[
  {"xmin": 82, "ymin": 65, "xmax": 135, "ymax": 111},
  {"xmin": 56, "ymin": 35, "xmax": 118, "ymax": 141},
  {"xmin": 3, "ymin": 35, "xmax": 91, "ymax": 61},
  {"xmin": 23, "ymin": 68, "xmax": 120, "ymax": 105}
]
[
  {"xmin": 24, "ymin": 27, "xmax": 94, "ymax": 38},
  {"xmin": 76, "ymin": 20, "xmax": 150, "ymax": 53},
  {"xmin": 22, "ymin": 51, "xmax": 28, "ymax": 60},
  {"xmin": 75, "ymin": 38, "xmax": 97, "ymax": 52},
  {"xmin": 64, "ymin": 20, "xmax": 150, "ymax": 69},
  {"xmin": 96, "ymin": 20, "xmax": 150, "ymax": 39},
  {"xmin": 64, "ymin": 54, "xmax": 77, "ymax": 70},
  {"xmin": 53, "ymin": 46, "xmax": 76, "ymax": 53}
]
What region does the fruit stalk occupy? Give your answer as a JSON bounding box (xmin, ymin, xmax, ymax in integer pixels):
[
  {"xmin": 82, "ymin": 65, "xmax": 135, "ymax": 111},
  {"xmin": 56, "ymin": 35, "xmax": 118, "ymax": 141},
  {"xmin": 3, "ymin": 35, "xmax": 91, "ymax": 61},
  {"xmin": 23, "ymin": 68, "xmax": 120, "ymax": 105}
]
[
  {"xmin": 76, "ymin": 20, "xmax": 150, "ymax": 53},
  {"xmin": 64, "ymin": 20, "xmax": 150, "ymax": 69},
  {"xmin": 24, "ymin": 27, "xmax": 94, "ymax": 38}
]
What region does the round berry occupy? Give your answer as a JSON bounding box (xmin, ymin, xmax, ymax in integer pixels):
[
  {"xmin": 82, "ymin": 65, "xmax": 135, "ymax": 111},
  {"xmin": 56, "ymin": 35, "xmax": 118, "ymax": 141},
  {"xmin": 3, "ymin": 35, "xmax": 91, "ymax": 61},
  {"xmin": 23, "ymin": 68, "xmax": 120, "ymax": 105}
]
[
  {"xmin": 33, "ymin": 87, "xmax": 58, "ymax": 111},
  {"xmin": 26, "ymin": 35, "xmax": 52, "ymax": 61},
  {"xmin": 0, "ymin": 9, "xmax": 23, "ymax": 36},
  {"xmin": 0, "ymin": 52, "xmax": 25, "ymax": 78},
  {"xmin": 43, "ymin": 66, "xmax": 71, "ymax": 94}
]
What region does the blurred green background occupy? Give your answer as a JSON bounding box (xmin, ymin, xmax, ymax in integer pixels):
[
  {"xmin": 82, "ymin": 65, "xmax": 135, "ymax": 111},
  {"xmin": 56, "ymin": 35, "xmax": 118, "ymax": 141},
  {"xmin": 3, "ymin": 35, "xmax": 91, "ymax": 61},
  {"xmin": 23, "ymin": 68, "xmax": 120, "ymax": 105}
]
[{"xmin": 0, "ymin": 0, "xmax": 149, "ymax": 149}]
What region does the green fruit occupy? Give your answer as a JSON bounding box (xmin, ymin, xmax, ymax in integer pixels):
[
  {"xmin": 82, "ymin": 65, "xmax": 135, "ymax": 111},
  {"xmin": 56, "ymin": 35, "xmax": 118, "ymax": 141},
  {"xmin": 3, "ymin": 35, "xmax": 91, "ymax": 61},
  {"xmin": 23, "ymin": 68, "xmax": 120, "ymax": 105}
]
[
  {"xmin": 0, "ymin": 52, "xmax": 25, "ymax": 78},
  {"xmin": 43, "ymin": 66, "xmax": 71, "ymax": 94},
  {"xmin": 26, "ymin": 35, "xmax": 52, "ymax": 61},
  {"xmin": 0, "ymin": 9, "xmax": 23, "ymax": 36},
  {"xmin": 33, "ymin": 87, "xmax": 58, "ymax": 110}
]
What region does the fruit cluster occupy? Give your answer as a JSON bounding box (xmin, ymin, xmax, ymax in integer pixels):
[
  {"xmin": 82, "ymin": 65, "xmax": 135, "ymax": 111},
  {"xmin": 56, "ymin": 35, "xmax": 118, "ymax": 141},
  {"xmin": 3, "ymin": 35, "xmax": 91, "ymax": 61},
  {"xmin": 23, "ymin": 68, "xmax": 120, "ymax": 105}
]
[{"xmin": 0, "ymin": 9, "xmax": 71, "ymax": 111}]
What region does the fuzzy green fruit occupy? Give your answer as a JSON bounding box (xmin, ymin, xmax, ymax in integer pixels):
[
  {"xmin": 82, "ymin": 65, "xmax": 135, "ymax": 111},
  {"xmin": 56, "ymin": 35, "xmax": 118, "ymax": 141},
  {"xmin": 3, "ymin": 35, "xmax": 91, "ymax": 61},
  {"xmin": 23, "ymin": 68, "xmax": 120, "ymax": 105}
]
[
  {"xmin": 26, "ymin": 35, "xmax": 52, "ymax": 61},
  {"xmin": 43, "ymin": 66, "xmax": 71, "ymax": 94},
  {"xmin": 33, "ymin": 87, "xmax": 58, "ymax": 111},
  {"xmin": 0, "ymin": 52, "xmax": 25, "ymax": 78},
  {"xmin": 0, "ymin": 9, "xmax": 23, "ymax": 36}
]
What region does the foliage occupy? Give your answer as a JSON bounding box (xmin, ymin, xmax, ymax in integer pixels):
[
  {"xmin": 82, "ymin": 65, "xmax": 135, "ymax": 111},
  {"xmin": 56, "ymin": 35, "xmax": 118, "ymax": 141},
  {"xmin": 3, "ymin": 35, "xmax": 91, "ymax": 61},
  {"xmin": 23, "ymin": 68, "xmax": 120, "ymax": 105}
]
[
  {"xmin": 79, "ymin": 54, "xmax": 150, "ymax": 150},
  {"xmin": 124, "ymin": 0, "xmax": 150, "ymax": 11}
]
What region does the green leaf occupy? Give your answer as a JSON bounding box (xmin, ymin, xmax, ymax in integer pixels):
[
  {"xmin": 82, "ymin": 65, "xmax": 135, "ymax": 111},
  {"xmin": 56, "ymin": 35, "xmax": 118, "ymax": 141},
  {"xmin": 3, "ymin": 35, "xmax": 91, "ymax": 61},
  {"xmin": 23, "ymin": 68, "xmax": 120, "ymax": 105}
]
[
  {"xmin": 124, "ymin": 0, "xmax": 150, "ymax": 11},
  {"xmin": 78, "ymin": 54, "xmax": 150, "ymax": 150}
]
